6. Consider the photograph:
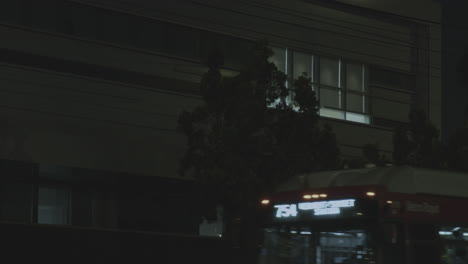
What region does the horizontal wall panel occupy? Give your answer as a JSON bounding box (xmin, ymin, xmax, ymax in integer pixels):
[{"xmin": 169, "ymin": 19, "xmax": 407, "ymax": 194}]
[
  {"xmin": 371, "ymin": 98, "xmax": 410, "ymax": 122},
  {"xmin": 371, "ymin": 87, "xmax": 412, "ymax": 104}
]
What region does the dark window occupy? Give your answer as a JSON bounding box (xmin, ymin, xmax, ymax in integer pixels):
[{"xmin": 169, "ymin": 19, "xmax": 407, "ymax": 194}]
[
  {"xmin": 373, "ymin": 117, "xmax": 407, "ymax": 129},
  {"xmin": 0, "ymin": 161, "xmax": 36, "ymax": 223},
  {"xmin": 166, "ymin": 24, "xmax": 200, "ymax": 59},
  {"xmin": 369, "ymin": 67, "xmax": 414, "ymax": 91},
  {"xmin": 27, "ymin": 0, "xmax": 61, "ymax": 32},
  {"xmin": 96, "ymin": 9, "xmax": 133, "ymax": 46},
  {"xmin": 69, "ymin": 3, "xmax": 98, "ymax": 39},
  {"xmin": 71, "ymin": 188, "xmax": 93, "ymax": 226},
  {"xmin": 222, "ymin": 36, "xmax": 254, "ymax": 69},
  {"xmin": 410, "ymin": 223, "xmax": 438, "ymax": 241},
  {"xmin": 0, "ymin": 0, "xmax": 21, "ymax": 24},
  {"xmin": 2, "ymin": 1, "xmax": 253, "ymax": 70},
  {"xmin": 134, "ymin": 16, "xmax": 167, "ymax": 52},
  {"xmin": 260, "ymin": 228, "xmax": 377, "ymax": 264},
  {"xmin": 0, "ymin": 182, "xmax": 34, "ymax": 223},
  {"xmin": 199, "ymin": 31, "xmax": 225, "ymax": 63}
]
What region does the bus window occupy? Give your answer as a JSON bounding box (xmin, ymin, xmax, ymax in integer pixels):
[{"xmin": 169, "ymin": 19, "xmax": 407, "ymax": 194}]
[
  {"xmin": 440, "ymin": 227, "xmax": 468, "ymax": 264},
  {"xmin": 407, "ymin": 224, "xmax": 440, "ymax": 264},
  {"xmin": 258, "ymin": 227, "xmax": 376, "ymax": 264}
]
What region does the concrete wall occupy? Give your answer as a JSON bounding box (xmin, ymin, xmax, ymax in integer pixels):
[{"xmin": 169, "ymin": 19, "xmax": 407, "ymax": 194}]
[
  {"xmin": 335, "ymin": 0, "xmax": 440, "ymax": 22},
  {"xmin": 0, "ymin": 24, "xmax": 202, "ymax": 177}
]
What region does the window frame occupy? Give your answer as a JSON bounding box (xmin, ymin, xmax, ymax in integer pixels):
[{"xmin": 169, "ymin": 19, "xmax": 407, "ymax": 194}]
[
  {"xmin": 37, "ymin": 183, "xmax": 72, "ymax": 225},
  {"xmin": 281, "ymin": 48, "xmax": 371, "ymax": 124}
]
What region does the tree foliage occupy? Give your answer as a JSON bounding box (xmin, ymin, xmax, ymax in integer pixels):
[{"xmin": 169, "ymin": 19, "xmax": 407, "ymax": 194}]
[
  {"xmin": 446, "ymin": 126, "xmax": 468, "ymax": 171},
  {"xmin": 362, "ymin": 143, "xmax": 389, "ymax": 166},
  {"xmin": 178, "ymin": 41, "xmax": 340, "ymax": 218},
  {"xmin": 389, "ymin": 51, "xmax": 468, "ymax": 172},
  {"xmin": 392, "ymin": 108, "xmax": 442, "ymax": 168}
]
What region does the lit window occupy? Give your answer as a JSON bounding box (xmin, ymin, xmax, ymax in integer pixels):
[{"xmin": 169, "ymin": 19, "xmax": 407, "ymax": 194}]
[
  {"xmin": 346, "ymin": 63, "xmax": 366, "ymax": 113},
  {"xmin": 320, "ymin": 58, "xmax": 341, "ymax": 110},
  {"xmin": 38, "ymin": 186, "xmax": 70, "ymax": 225},
  {"xmin": 269, "ymin": 47, "xmax": 288, "ymax": 74},
  {"xmin": 268, "ymin": 47, "xmax": 289, "ymax": 107},
  {"xmin": 346, "ymin": 112, "xmax": 370, "ymax": 124},
  {"xmin": 318, "ymin": 58, "xmax": 369, "ymax": 124},
  {"xmin": 292, "ymin": 51, "xmax": 313, "ymax": 80},
  {"xmin": 269, "ymin": 47, "xmax": 370, "ymax": 124},
  {"xmin": 319, "ymin": 108, "xmax": 345, "ymax": 120}
]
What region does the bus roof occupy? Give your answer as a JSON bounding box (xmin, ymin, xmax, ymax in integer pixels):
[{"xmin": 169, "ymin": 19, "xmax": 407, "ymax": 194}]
[{"xmin": 277, "ymin": 166, "xmax": 468, "ymax": 198}]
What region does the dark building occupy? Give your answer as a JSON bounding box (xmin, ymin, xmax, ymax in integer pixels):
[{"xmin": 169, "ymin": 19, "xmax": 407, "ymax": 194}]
[
  {"xmin": 0, "ymin": 0, "xmax": 440, "ymax": 244},
  {"xmin": 441, "ymin": 0, "xmax": 468, "ymax": 141}
]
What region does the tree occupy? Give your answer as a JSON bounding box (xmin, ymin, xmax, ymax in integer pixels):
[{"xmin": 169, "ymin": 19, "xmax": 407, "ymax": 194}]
[
  {"xmin": 178, "ymin": 41, "xmax": 340, "ymax": 255},
  {"xmin": 446, "ymin": 126, "xmax": 468, "ymax": 171},
  {"xmin": 392, "ymin": 51, "xmax": 468, "ymax": 171},
  {"xmin": 392, "ymin": 108, "xmax": 442, "ymax": 168},
  {"xmin": 362, "ymin": 143, "xmax": 389, "ymax": 166},
  {"xmin": 342, "ymin": 143, "xmax": 389, "ymax": 169}
]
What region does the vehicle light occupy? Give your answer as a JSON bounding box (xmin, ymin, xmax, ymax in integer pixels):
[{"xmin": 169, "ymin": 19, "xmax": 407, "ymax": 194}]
[
  {"xmin": 261, "ymin": 199, "xmax": 270, "ymax": 205},
  {"xmin": 366, "ymin": 192, "xmax": 376, "ymax": 197}
]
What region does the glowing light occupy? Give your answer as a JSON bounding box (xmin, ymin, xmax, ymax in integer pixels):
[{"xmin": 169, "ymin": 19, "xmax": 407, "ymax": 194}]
[
  {"xmin": 314, "ymin": 208, "xmax": 340, "ymax": 215},
  {"xmin": 357, "ymin": 212, "xmax": 363, "ymax": 216},
  {"xmin": 274, "ymin": 199, "xmax": 355, "ymax": 218},
  {"xmin": 261, "ymin": 199, "xmax": 270, "ymax": 205},
  {"xmin": 274, "ymin": 204, "xmax": 298, "ymax": 218},
  {"xmin": 438, "ymin": 231, "xmax": 468, "ymax": 236},
  {"xmin": 366, "ymin": 192, "xmax": 376, "ymax": 197},
  {"xmin": 387, "ymin": 200, "xmax": 393, "ymax": 204},
  {"xmin": 331, "ymin": 232, "xmax": 348, "ymax": 236},
  {"xmin": 439, "ymin": 231, "xmax": 452, "ymax": 236},
  {"xmin": 320, "ymin": 194, "xmax": 327, "ymax": 198},
  {"xmin": 406, "ymin": 201, "xmax": 439, "ymax": 214},
  {"xmin": 312, "ymin": 194, "xmax": 320, "ymax": 198},
  {"xmin": 303, "ymin": 195, "xmax": 312, "ymax": 199},
  {"xmin": 300, "ymin": 231, "xmax": 312, "ymax": 235},
  {"xmin": 298, "ymin": 199, "xmax": 355, "ymax": 210}
]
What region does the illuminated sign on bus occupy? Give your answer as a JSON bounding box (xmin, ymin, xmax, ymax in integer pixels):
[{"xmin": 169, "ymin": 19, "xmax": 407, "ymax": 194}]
[{"xmin": 274, "ymin": 199, "xmax": 356, "ymax": 218}]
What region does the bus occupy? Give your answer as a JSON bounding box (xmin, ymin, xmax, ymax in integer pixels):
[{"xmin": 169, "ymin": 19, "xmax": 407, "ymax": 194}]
[{"xmin": 257, "ymin": 166, "xmax": 468, "ymax": 264}]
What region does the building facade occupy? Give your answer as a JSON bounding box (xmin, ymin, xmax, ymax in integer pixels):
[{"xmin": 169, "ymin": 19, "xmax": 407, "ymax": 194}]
[
  {"xmin": 0, "ymin": 0, "xmax": 441, "ymax": 232},
  {"xmin": 441, "ymin": 0, "xmax": 468, "ymax": 141}
]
